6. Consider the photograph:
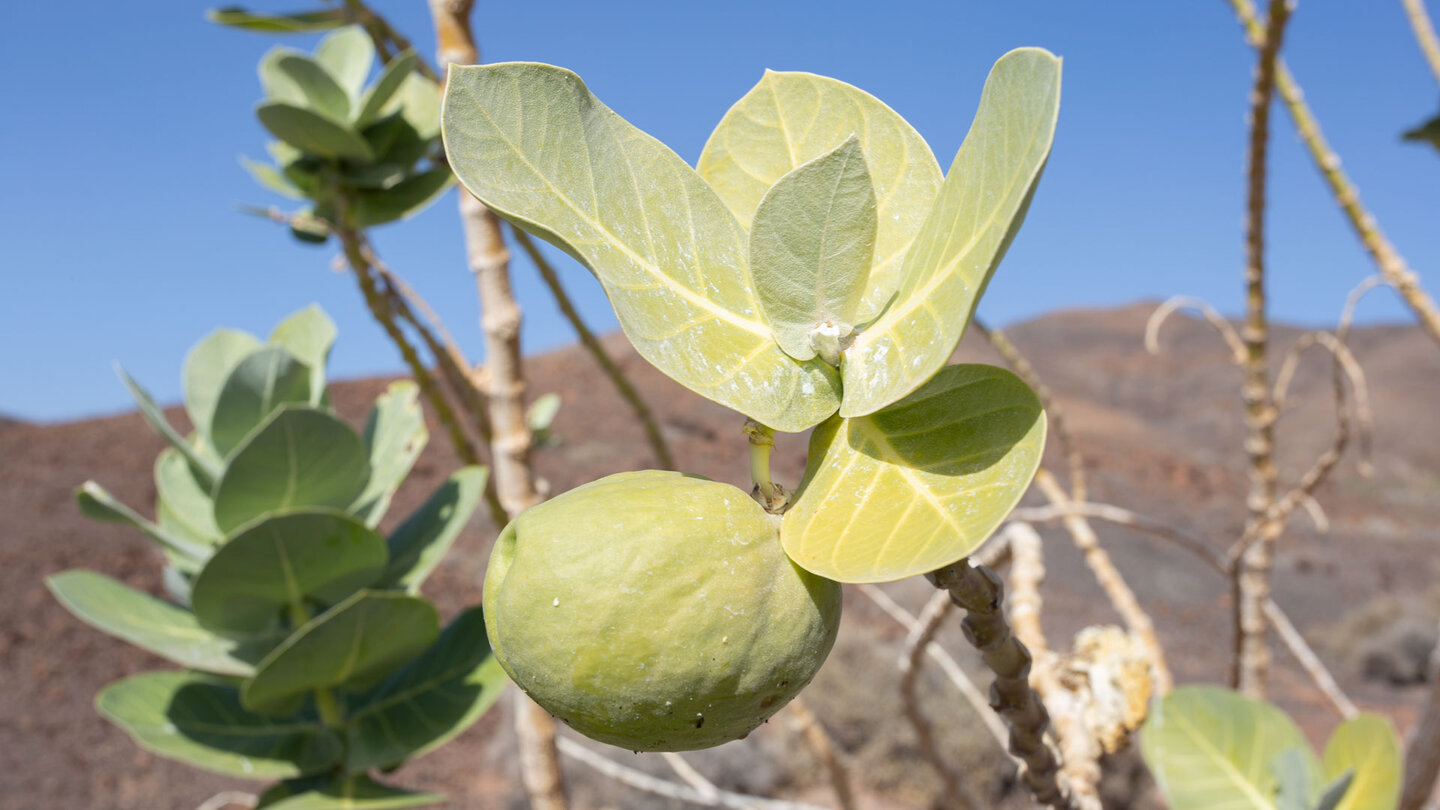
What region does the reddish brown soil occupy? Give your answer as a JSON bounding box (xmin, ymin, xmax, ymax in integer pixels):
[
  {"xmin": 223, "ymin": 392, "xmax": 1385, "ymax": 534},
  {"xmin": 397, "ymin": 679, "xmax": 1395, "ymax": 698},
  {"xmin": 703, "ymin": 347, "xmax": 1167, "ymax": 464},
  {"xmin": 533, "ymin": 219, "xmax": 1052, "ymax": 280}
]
[{"xmin": 3, "ymin": 304, "xmax": 1436, "ymax": 809}]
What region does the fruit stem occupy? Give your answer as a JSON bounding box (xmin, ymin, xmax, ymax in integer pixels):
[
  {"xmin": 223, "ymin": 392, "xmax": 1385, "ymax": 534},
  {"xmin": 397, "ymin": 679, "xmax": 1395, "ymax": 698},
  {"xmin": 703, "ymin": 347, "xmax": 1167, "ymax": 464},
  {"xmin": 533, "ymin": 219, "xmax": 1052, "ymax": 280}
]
[{"xmin": 743, "ymin": 419, "xmax": 788, "ymax": 514}]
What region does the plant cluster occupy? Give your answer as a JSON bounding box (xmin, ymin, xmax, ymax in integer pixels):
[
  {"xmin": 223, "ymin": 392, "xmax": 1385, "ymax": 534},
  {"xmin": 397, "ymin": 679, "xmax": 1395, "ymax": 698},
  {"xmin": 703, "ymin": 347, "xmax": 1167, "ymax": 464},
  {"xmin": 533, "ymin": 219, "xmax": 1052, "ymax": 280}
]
[{"xmin": 47, "ymin": 306, "xmax": 503, "ymax": 808}]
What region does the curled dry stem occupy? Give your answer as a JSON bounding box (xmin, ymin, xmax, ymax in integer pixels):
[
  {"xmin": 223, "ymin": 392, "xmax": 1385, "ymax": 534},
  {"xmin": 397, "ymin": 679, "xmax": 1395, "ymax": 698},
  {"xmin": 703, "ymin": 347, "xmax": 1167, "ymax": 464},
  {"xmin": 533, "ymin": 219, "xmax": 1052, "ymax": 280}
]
[
  {"xmin": 1144, "ymin": 295, "xmax": 1248, "ymax": 364},
  {"xmin": 511, "ymin": 226, "xmax": 675, "ymax": 469},
  {"xmin": 786, "ymin": 697, "xmax": 859, "ymax": 810},
  {"xmin": 928, "ymin": 559, "xmax": 1077, "ymax": 810}
]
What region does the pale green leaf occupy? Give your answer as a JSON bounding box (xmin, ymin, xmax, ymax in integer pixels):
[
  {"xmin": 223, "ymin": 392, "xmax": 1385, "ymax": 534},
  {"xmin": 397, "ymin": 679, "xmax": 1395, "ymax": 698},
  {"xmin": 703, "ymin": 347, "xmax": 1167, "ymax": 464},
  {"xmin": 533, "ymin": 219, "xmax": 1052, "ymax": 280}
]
[
  {"xmin": 117, "ymin": 365, "xmax": 219, "ymax": 486},
  {"xmin": 355, "ymin": 51, "xmax": 418, "ymax": 128},
  {"xmin": 315, "ymin": 25, "xmax": 374, "ymax": 102},
  {"xmin": 443, "ymin": 62, "xmax": 839, "ymax": 431},
  {"xmin": 244, "ymin": 591, "xmax": 438, "ymax": 713},
  {"xmin": 697, "ymin": 69, "xmax": 942, "ymax": 321},
  {"xmin": 781, "ymin": 364, "xmax": 1044, "ymax": 583},
  {"xmin": 191, "ymin": 510, "xmax": 387, "ymax": 638},
  {"xmin": 76, "ymin": 481, "xmax": 209, "ymax": 568},
  {"xmin": 211, "ymin": 407, "xmax": 371, "ymax": 534},
  {"xmin": 261, "ymin": 775, "xmax": 443, "ymax": 810},
  {"xmin": 257, "ymin": 102, "xmax": 375, "ymax": 162},
  {"xmin": 1322, "ymin": 714, "xmax": 1401, "ymax": 810},
  {"xmin": 841, "ymin": 48, "xmax": 1061, "ymax": 417},
  {"xmin": 208, "ymin": 7, "xmax": 347, "ymax": 33},
  {"xmin": 209, "ymin": 347, "xmax": 313, "ymax": 458},
  {"xmin": 749, "ymin": 135, "xmax": 876, "ymax": 363},
  {"xmin": 243, "ymin": 157, "xmax": 306, "ymax": 200},
  {"xmin": 47, "ymin": 570, "xmax": 267, "ymax": 676},
  {"xmin": 274, "ymin": 53, "xmax": 351, "ymax": 121},
  {"xmin": 345, "ymin": 607, "xmax": 505, "ymax": 771},
  {"xmin": 526, "ymin": 392, "xmax": 561, "ymax": 433},
  {"xmin": 155, "ymin": 448, "xmax": 223, "ymax": 546},
  {"xmin": 1315, "ymin": 772, "xmax": 1356, "ymax": 810},
  {"xmin": 97, "ymin": 671, "xmax": 342, "ymax": 779},
  {"xmin": 350, "ymin": 381, "xmax": 427, "ymax": 527},
  {"xmin": 260, "ymin": 46, "xmax": 310, "ymax": 106},
  {"xmin": 381, "ymin": 73, "xmax": 441, "ymax": 140},
  {"xmin": 183, "ymin": 328, "xmax": 264, "ymax": 446},
  {"xmin": 269, "ymin": 304, "xmax": 336, "ymax": 404},
  {"xmin": 1141, "ymin": 685, "xmax": 1317, "ymax": 810},
  {"xmin": 377, "ymin": 467, "xmax": 486, "ymax": 592},
  {"xmin": 1272, "ymin": 748, "xmax": 1322, "ymax": 810}
]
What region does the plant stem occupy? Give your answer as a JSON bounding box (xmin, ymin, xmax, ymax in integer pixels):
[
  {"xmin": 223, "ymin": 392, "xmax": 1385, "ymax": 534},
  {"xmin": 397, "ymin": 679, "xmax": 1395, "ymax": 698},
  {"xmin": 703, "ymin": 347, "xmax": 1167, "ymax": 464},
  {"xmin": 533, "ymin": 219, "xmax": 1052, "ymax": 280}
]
[
  {"xmin": 510, "ymin": 226, "xmax": 675, "ymax": 470},
  {"xmin": 928, "ymin": 559, "xmax": 1076, "ymax": 810},
  {"xmin": 1231, "ymin": 0, "xmax": 1291, "ymax": 700},
  {"xmin": 1402, "ymin": 0, "xmax": 1440, "ymax": 88},
  {"xmin": 743, "ymin": 420, "xmax": 786, "ymax": 513},
  {"xmin": 314, "ymin": 687, "xmax": 343, "ymax": 729},
  {"xmin": 1226, "ymin": 0, "xmax": 1440, "ymax": 349}
]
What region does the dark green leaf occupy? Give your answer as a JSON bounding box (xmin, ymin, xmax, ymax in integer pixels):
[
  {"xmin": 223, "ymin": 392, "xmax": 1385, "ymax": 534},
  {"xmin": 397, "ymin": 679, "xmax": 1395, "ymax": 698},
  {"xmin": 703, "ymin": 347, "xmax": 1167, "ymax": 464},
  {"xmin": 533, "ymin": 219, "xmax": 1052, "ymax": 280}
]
[
  {"xmin": 352, "ymin": 167, "xmax": 452, "ymax": 227},
  {"xmin": 47, "ymin": 570, "xmax": 268, "ymax": 675},
  {"xmin": 1315, "ymin": 771, "xmax": 1354, "ymax": 810},
  {"xmin": 209, "ymin": 346, "xmax": 313, "ymax": 458},
  {"xmin": 377, "ymin": 467, "xmax": 486, "ymax": 592},
  {"xmin": 1403, "ymin": 114, "xmax": 1440, "ymax": 152},
  {"xmin": 262, "ymin": 774, "xmax": 443, "ymax": 809},
  {"xmin": 257, "ymin": 102, "xmax": 374, "ymax": 161},
  {"xmin": 244, "ymin": 591, "xmax": 438, "ymax": 713},
  {"xmin": 208, "ymin": 6, "xmax": 347, "ymax": 33},
  {"xmin": 98, "ymin": 671, "xmax": 342, "ymax": 779},
  {"xmin": 355, "ymin": 52, "xmax": 418, "ymax": 129},
  {"xmin": 345, "ymin": 607, "xmax": 505, "ymax": 771},
  {"xmin": 211, "ymin": 407, "xmax": 370, "ymax": 534},
  {"xmin": 191, "ymin": 509, "xmax": 387, "ymax": 637},
  {"xmin": 351, "ymin": 381, "xmax": 427, "ymax": 527},
  {"xmin": 183, "ymin": 328, "xmax": 264, "ymax": 449},
  {"xmin": 274, "ymin": 53, "xmax": 351, "ymax": 121},
  {"xmin": 290, "ymin": 210, "xmax": 332, "ymax": 244}
]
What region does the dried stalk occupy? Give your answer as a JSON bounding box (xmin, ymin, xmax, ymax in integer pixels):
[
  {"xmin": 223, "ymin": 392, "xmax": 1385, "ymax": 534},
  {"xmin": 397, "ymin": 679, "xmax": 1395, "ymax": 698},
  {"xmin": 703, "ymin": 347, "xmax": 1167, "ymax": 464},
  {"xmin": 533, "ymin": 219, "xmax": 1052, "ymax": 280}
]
[
  {"xmin": 1145, "ymin": 295, "xmax": 1248, "ymax": 364},
  {"xmin": 1261, "ymin": 600, "xmax": 1358, "ymax": 719},
  {"xmin": 1032, "ymin": 469, "xmax": 1173, "ymax": 693},
  {"xmin": 425, "ymin": 3, "xmax": 563, "ymax": 809},
  {"xmin": 194, "ymin": 792, "xmax": 257, "ymax": 810},
  {"xmin": 1400, "ymin": 616, "xmax": 1440, "ymax": 810},
  {"xmin": 1231, "ymin": 0, "xmax": 1292, "ymax": 700},
  {"xmin": 860, "ymin": 584, "xmax": 1010, "ymax": 749},
  {"xmin": 786, "ymin": 697, "xmax": 859, "ymax": 810},
  {"xmin": 341, "ymin": 0, "xmax": 440, "ymax": 81},
  {"xmin": 1227, "ymin": 0, "xmax": 1440, "ymax": 349},
  {"xmin": 660, "ymin": 752, "xmax": 721, "ymax": 801},
  {"xmin": 1403, "ymin": 0, "xmax": 1440, "ymax": 87},
  {"xmin": 928, "ymin": 560, "xmax": 1076, "ymax": 810},
  {"xmin": 556, "ymin": 737, "xmax": 828, "ymax": 810},
  {"xmin": 898, "ymin": 587, "xmax": 984, "ymax": 810},
  {"xmin": 510, "ymin": 226, "xmax": 675, "ymax": 469},
  {"xmin": 975, "ymin": 320, "xmax": 1086, "ymax": 501}
]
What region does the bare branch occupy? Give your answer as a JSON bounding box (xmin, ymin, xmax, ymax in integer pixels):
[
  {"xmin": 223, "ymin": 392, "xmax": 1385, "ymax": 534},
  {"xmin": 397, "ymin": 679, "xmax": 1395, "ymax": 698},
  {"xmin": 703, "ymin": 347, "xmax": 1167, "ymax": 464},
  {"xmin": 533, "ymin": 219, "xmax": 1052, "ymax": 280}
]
[
  {"xmin": 1031, "ymin": 470, "xmax": 1173, "ymax": 693},
  {"xmin": 786, "ymin": 697, "xmax": 859, "ymax": 810},
  {"xmin": 1403, "ymin": 0, "xmax": 1440, "ymax": 87},
  {"xmin": 1227, "ymin": 0, "xmax": 1440, "ymax": 349},
  {"xmin": 660, "ymin": 752, "xmax": 721, "ymax": 801},
  {"xmin": 928, "ymin": 560, "xmax": 1078, "ymax": 810},
  {"xmin": 1261, "ymin": 599, "xmax": 1358, "ymax": 719},
  {"xmin": 975, "ymin": 319, "xmax": 1087, "ymax": 501},
  {"xmin": 511, "ymin": 226, "xmax": 675, "ymax": 469},
  {"xmin": 194, "ymin": 792, "xmax": 257, "ymax": 810},
  {"xmin": 1144, "ymin": 296, "xmax": 1247, "ymax": 364},
  {"xmin": 556, "ymin": 737, "xmax": 830, "ymax": 810}
]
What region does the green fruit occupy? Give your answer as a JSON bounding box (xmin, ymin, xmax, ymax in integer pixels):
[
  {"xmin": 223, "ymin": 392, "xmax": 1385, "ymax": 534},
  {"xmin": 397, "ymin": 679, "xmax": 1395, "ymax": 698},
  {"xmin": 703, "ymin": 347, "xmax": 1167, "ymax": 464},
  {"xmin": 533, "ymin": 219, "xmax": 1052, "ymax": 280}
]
[{"xmin": 483, "ymin": 470, "xmax": 842, "ymax": 751}]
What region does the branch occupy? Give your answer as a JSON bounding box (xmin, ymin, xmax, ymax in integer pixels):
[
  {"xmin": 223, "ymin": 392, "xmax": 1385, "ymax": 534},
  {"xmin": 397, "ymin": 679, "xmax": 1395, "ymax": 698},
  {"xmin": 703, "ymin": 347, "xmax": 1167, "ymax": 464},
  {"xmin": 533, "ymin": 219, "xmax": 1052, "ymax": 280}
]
[
  {"xmin": 556, "ymin": 737, "xmax": 830, "ymax": 810},
  {"xmin": 786, "ymin": 697, "xmax": 859, "ymax": 810},
  {"xmin": 1227, "ymin": 0, "xmax": 1440, "ymax": 349},
  {"xmin": 1400, "ymin": 616, "xmax": 1440, "ymax": 810},
  {"xmin": 1032, "ymin": 469, "xmax": 1174, "ymax": 693},
  {"xmin": 1231, "ymin": 0, "xmax": 1292, "ymax": 700},
  {"xmin": 1145, "ymin": 295, "xmax": 1248, "ymax": 364},
  {"xmin": 511, "ymin": 226, "xmax": 675, "ymax": 469},
  {"xmin": 928, "ymin": 560, "xmax": 1077, "ymax": 810},
  {"xmin": 975, "ymin": 319, "xmax": 1087, "ymax": 501},
  {"xmin": 1403, "ymin": 0, "xmax": 1440, "ymax": 87},
  {"xmin": 1261, "ymin": 599, "xmax": 1359, "ymax": 719},
  {"xmin": 194, "ymin": 792, "xmax": 256, "ymax": 810}
]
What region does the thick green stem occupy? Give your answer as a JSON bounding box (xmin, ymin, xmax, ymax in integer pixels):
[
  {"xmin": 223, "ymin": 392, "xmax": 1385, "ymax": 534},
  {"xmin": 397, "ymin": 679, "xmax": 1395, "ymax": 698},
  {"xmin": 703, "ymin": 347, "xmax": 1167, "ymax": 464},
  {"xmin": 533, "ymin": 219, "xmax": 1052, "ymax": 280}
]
[
  {"xmin": 743, "ymin": 420, "xmax": 786, "ymax": 513},
  {"xmin": 314, "ymin": 687, "xmax": 344, "ymax": 729}
]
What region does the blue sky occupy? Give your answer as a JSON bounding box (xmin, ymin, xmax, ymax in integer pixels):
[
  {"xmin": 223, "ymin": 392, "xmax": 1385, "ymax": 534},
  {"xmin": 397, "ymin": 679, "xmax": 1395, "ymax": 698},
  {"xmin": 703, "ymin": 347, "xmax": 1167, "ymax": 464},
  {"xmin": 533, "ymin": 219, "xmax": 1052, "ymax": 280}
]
[{"xmin": 3, "ymin": 1, "xmax": 1438, "ymax": 422}]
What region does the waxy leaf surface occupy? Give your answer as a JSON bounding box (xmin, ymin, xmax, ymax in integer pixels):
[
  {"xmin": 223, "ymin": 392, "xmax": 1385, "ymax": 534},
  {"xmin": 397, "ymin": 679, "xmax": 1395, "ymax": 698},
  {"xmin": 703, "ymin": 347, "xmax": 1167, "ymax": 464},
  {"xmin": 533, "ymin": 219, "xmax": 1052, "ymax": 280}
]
[
  {"xmin": 209, "ymin": 7, "xmax": 348, "ymax": 33},
  {"xmin": 117, "ymin": 366, "xmax": 219, "ymax": 484},
  {"xmin": 270, "ymin": 304, "xmax": 336, "ymax": 405},
  {"xmin": 48, "ymin": 570, "xmax": 264, "ymax": 676},
  {"xmin": 273, "ymin": 53, "xmax": 351, "ymax": 121},
  {"xmin": 183, "ymin": 328, "xmax": 263, "ymax": 446},
  {"xmin": 1141, "ymin": 685, "xmax": 1318, "ymax": 810},
  {"xmin": 260, "ymin": 775, "xmax": 443, "ymax": 810},
  {"xmin": 698, "ymin": 69, "xmax": 942, "ymax": 322},
  {"xmin": 244, "ymin": 591, "xmax": 438, "ymax": 713},
  {"xmin": 98, "ymin": 671, "xmax": 342, "ymax": 779},
  {"xmin": 841, "ymin": 48, "xmax": 1061, "ymax": 417},
  {"xmin": 209, "ymin": 346, "xmax": 313, "ymax": 458},
  {"xmin": 258, "ymin": 102, "xmax": 375, "ymax": 161},
  {"xmin": 155, "ymin": 448, "xmax": 222, "ymax": 546},
  {"xmin": 344, "ymin": 607, "xmax": 505, "ymax": 771},
  {"xmin": 378, "ymin": 466, "xmax": 487, "ymax": 592},
  {"xmin": 356, "ymin": 51, "xmax": 418, "ymax": 128},
  {"xmin": 77, "ymin": 481, "xmax": 209, "ymax": 567},
  {"xmin": 782, "ymin": 364, "xmax": 1044, "ymax": 583},
  {"xmin": 211, "ymin": 407, "xmax": 370, "ymax": 534},
  {"xmin": 351, "ymin": 381, "xmax": 428, "ymax": 527},
  {"xmin": 1322, "ymin": 714, "xmax": 1401, "ymax": 810},
  {"xmin": 191, "ymin": 510, "xmax": 386, "ymax": 637},
  {"xmin": 314, "ymin": 25, "xmax": 374, "ymax": 103},
  {"xmin": 442, "ymin": 62, "xmax": 839, "ymax": 431},
  {"xmin": 749, "ymin": 135, "xmax": 876, "ymax": 363}
]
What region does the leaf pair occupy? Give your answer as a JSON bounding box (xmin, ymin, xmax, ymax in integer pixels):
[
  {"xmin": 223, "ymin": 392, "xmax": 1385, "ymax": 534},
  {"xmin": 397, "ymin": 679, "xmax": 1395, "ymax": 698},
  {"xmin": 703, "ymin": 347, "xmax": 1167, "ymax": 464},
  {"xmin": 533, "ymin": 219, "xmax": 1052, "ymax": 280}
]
[
  {"xmin": 1141, "ymin": 686, "xmax": 1403, "ymax": 810},
  {"xmin": 442, "ymin": 49, "xmax": 1060, "ymax": 432}
]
